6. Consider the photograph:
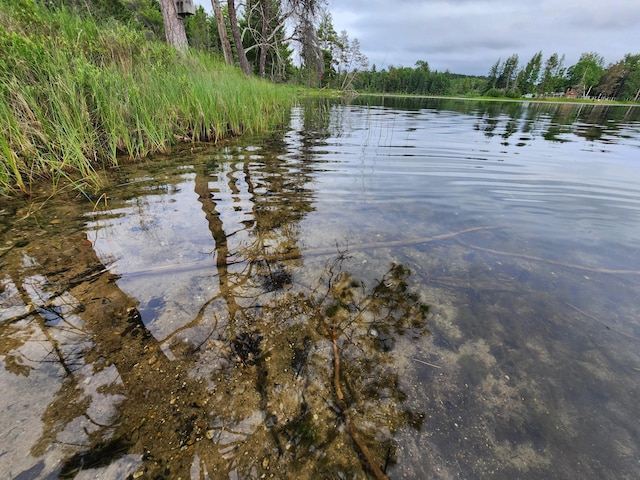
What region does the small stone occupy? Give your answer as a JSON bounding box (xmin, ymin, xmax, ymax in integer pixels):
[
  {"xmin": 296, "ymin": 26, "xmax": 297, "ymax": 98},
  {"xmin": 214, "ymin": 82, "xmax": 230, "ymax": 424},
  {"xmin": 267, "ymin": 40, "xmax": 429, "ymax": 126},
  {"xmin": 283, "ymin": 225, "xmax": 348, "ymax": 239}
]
[
  {"xmin": 133, "ymin": 471, "xmax": 144, "ymax": 478},
  {"xmin": 206, "ymin": 430, "xmax": 215, "ymax": 440},
  {"xmin": 262, "ymin": 457, "xmax": 270, "ymax": 469}
]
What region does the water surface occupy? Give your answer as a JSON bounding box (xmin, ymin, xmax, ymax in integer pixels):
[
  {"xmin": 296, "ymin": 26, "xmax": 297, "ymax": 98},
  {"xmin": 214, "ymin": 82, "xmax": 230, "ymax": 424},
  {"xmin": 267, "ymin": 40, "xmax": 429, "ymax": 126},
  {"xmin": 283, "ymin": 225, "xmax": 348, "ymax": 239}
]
[{"xmin": 2, "ymin": 97, "xmax": 640, "ymax": 479}]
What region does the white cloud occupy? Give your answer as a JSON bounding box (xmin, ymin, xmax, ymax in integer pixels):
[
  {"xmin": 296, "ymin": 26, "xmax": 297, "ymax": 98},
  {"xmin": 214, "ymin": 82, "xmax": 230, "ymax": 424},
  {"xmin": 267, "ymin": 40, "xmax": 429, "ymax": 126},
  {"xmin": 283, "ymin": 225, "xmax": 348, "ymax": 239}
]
[{"xmin": 326, "ymin": 0, "xmax": 640, "ymax": 74}]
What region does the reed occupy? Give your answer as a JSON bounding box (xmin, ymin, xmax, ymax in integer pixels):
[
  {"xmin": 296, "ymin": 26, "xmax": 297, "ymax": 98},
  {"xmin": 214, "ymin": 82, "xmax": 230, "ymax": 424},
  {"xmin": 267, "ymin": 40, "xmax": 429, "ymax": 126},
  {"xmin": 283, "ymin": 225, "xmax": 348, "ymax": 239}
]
[{"xmin": 0, "ymin": 1, "xmax": 297, "ymax": 196}]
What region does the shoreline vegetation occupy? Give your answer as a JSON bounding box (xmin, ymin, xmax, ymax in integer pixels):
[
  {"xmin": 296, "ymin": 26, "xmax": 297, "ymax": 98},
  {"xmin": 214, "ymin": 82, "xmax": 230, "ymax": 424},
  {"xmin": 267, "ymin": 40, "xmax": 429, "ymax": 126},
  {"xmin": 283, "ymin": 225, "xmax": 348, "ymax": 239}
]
[
  {"xmin": 0, "ymin": 1, "xmax": 298, "ymax": 196},
  {"xmin": 1, "ymin": 2, "xmax": 637, "ymax": 198},
  {"xmin": 360, "ymin": 92, "xmax": 640, "ymax": 107}
]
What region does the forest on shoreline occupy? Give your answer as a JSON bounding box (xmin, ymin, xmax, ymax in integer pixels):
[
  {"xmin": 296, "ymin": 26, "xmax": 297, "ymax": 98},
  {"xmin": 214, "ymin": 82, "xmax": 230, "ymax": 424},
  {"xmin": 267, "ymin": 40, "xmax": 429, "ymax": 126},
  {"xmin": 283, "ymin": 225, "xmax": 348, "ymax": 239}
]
[{"xmin": 353, "ymin": 52, "xmax": 640, "ymax": 102}]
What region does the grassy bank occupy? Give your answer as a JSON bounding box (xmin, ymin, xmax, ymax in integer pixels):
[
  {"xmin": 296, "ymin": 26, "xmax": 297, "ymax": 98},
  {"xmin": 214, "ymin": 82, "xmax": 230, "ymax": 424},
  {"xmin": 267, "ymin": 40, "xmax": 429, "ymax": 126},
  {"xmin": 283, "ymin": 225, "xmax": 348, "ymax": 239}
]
[{"xmin": 0, "ymin": 0, "xmax": 297, "ymax": 196}]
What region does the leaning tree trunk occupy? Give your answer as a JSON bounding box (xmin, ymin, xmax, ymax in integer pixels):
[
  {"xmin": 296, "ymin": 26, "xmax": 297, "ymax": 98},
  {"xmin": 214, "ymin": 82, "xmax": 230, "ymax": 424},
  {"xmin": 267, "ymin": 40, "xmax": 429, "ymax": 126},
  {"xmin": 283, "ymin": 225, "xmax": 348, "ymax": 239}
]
[
  {"xmin": 159, "ymin": 0, "xmax": 189, "ymax": 52},
  {"xmin": 211, "ymin": 0, "xmax": 234, "ymax": 65},
  {"xmin": 227, "ymin": 0, "xmax": 252, "ymax": 76}
]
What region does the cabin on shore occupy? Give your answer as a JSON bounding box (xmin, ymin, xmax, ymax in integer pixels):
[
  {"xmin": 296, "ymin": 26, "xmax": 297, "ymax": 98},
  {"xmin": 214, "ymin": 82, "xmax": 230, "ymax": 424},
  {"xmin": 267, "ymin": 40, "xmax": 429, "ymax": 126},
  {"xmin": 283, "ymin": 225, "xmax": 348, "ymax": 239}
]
[{"xmin": 564, "ymin": 88, "xmax": 580, "ymax": 99}]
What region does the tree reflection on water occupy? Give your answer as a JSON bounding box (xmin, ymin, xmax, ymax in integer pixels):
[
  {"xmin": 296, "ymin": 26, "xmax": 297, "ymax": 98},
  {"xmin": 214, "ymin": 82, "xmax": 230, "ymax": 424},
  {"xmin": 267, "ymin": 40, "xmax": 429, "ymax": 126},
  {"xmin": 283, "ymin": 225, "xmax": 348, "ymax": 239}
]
[
  {"xmin": 0, "ymin": 100, "xmax": 430, "ymax": 479},
  {"xmin": 1, "ymin": 234, "xmax": 429, "ymax": 479}
]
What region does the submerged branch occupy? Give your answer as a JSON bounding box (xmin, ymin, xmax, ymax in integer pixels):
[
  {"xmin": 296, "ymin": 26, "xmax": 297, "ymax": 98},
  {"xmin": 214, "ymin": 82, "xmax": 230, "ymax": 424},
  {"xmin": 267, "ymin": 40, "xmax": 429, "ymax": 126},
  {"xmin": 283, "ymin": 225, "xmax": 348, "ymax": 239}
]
[
  {"xmin": 319, "ymin": 314, "xmax": 389, "ymax": 480},
  {"xmin": 457, "ymin": 239, "xmax": 640, "ymax": 276},
  {"xmin": 413, "ymin": 358, "xmax": 442, "ymax": 369},
  {"xmin": 565, "ymin": 302, "xmax": 638, "ymax": 340},
  {"xmin": 122, "ymin": 226, "xmax": 495, "ymax": 278}
]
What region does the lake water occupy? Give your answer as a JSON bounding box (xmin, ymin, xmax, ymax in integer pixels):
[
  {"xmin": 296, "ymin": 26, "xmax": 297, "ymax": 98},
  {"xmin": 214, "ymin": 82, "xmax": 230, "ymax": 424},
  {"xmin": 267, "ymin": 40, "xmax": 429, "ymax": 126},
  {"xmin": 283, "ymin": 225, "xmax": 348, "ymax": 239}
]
[{"xmin": 1, "ymin": 97, "xmax": 640, "ymax": 479}]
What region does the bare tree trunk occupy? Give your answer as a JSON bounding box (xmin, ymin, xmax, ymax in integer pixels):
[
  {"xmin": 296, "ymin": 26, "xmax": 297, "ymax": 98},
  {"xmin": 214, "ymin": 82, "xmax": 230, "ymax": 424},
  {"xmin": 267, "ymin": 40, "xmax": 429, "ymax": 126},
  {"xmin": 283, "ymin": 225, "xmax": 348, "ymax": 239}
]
[
  {"xmin": 585, "ymin": 85, "xmax": 593, "ymax": 98},
  {"xmin": 211, "ymin": 0, "xmax": 234, "ymax": 65},
  {"xmin": 159, "ymin": 0, "xmax": 189, "ymax": 52},
  {"xmin": 259, "ymin": 0, "xmax": 271, "ymax": 78},
  {"xmin": 227, "ymin": 0, "xmax": 251, "ymax": 76}
]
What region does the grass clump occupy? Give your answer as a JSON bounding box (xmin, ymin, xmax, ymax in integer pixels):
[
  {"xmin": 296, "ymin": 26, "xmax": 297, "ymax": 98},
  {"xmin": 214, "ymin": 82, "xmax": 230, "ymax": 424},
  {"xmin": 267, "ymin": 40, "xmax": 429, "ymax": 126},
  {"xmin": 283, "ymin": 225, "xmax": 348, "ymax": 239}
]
[{"xmin": 0, "ymin": 0, "xmax": 297, "ymax": 196}]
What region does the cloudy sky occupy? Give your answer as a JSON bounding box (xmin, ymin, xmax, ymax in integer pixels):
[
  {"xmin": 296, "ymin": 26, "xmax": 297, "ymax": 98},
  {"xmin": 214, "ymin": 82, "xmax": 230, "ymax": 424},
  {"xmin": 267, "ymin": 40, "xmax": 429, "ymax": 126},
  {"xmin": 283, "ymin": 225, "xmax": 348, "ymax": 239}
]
[{"xmin": 193, "ymin": 0, "xmax": 640, "ymax": 75}]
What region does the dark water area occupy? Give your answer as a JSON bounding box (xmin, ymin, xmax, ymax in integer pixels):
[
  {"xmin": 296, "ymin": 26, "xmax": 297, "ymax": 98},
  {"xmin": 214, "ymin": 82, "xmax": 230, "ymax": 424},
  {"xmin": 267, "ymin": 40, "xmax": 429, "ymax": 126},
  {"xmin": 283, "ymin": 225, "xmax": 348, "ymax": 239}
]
[{"xmin": 1, "ymin": 97, "xmax": 640, "ymax": 479}]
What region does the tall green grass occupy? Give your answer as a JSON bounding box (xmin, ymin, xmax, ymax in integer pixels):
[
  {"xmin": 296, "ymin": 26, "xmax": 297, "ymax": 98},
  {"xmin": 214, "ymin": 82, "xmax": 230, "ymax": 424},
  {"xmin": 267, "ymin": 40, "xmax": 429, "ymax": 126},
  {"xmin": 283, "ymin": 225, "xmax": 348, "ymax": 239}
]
[{"xmin": 0, "ymin": 0, "xmax": 297, "ymax": 196}]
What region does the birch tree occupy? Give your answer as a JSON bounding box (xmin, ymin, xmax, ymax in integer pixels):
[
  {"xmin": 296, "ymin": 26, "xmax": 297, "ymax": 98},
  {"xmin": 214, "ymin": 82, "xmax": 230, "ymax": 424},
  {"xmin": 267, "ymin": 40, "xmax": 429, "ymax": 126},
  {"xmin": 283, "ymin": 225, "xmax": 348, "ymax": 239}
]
[
  {"xmin": 566, "ymin": 52, "xmax": 604, "ymax": 97},
  {"xmin": 334, "ymin": 30, "xmax": 368, "ymax": 91}
]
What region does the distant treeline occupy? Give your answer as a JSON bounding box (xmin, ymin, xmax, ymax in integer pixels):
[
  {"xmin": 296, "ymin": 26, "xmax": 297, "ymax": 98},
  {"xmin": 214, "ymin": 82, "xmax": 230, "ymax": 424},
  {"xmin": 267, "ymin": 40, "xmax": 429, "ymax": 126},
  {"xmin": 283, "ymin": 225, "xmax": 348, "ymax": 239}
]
[
  {"xmin": 482, "ymin": 52, "xmax": 640, "ymax": 101},
  {"xmin": 351, "ymin": 62, "xmax": 484, "ymax": 97},
  {"xmin": 349, "ymin": 52, "xmax": 640, "ymax": 102}
]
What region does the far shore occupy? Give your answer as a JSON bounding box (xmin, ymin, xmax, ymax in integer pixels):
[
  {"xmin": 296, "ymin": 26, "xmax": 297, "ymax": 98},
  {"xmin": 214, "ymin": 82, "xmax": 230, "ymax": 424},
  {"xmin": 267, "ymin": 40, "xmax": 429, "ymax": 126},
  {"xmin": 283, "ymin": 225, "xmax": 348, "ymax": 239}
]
[{"xmin": 357, "ymin": 92, "xmax": 639, "ymax": 107}]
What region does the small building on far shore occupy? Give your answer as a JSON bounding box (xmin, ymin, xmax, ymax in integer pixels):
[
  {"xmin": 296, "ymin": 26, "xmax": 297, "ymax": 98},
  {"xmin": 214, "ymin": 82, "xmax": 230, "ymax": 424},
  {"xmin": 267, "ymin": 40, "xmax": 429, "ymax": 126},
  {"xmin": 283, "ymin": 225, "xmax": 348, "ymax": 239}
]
[{"xmin": 564, "ymin": 88, "xmax": 579, "ymax": 99}]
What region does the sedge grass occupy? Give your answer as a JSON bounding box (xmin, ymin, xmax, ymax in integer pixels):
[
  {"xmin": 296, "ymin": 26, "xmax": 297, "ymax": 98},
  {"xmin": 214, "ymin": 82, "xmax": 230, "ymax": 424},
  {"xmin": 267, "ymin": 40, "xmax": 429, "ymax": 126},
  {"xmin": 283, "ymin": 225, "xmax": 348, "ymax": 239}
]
[{"xmin": 0, "ymin": 1, "xmax": 297, "ymax": 196}]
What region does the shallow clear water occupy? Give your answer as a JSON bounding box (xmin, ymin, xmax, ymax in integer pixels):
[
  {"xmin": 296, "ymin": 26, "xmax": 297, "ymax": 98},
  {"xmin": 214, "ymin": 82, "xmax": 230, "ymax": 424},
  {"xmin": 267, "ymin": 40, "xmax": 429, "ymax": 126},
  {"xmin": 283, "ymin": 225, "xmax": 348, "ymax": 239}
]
[{"xmin": 2, "ymin": 98, "xmax": 640, "ymax": 479}]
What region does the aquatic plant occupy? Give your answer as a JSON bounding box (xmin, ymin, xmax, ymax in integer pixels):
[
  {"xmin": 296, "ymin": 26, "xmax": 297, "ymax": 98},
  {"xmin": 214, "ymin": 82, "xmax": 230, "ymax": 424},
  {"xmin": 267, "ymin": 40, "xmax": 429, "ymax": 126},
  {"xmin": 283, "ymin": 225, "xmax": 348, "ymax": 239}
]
[{"xmin": 308, "ymin": 254, "xmax": 430, "ymax": 479}]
